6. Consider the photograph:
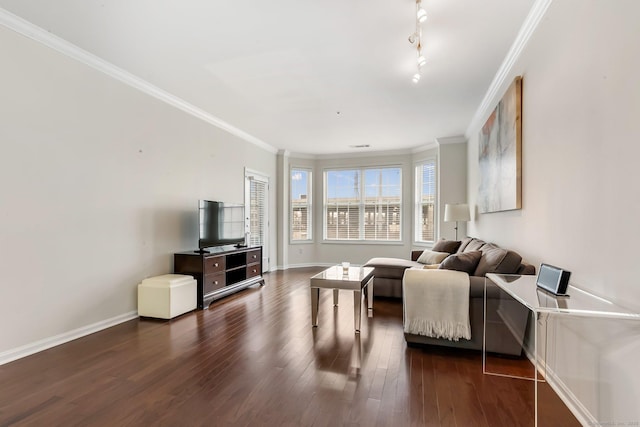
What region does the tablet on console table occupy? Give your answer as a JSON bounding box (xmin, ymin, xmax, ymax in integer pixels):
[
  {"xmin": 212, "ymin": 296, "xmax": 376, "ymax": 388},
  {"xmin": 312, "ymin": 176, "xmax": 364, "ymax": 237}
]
[{"xmin": 536, "ymin": 263, "xmax": 571, "ymax": 296}]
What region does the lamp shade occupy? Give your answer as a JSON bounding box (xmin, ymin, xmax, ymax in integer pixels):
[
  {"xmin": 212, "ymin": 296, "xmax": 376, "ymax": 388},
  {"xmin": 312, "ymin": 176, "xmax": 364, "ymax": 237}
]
[{"xmin": 444, "ymin": 203, "xmax": 470, "ymax": 222}]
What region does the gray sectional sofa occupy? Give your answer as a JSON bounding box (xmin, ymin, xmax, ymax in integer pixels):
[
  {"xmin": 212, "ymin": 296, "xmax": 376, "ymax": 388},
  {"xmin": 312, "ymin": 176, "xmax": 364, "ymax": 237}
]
[{"xmin": 364, "ymin": 237, "xmax": 535, "ymax": 354}]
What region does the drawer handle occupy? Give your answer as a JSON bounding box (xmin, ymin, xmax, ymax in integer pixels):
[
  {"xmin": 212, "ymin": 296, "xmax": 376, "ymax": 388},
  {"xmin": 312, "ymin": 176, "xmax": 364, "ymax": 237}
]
[
  {"xmin": 252, "ymin": 269, "xmax": 257, "ymax": 273},
  {"xmin": 214, "ymin": 281, "xmax": 218, "ymax": 285},
  {"xmin": 252, "ymin": 255, "xmax": 257, "ymax": 259},
  {"xmin": 214, "ymin": 263, "xmax": 218, "ymax": 267}
]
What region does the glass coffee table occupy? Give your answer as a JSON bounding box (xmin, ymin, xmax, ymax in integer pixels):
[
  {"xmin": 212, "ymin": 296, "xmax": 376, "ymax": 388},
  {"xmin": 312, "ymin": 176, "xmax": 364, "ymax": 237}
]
[{"xmin": 309, "ymin": 265, "xmax": 375, "ymax": 333}]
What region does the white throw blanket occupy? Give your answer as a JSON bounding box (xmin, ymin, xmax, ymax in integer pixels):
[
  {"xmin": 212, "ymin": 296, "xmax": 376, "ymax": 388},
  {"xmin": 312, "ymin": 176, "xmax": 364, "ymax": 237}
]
[{"xmin": 403, "ymin": 269, "xmax": 471, "ymax": 341}]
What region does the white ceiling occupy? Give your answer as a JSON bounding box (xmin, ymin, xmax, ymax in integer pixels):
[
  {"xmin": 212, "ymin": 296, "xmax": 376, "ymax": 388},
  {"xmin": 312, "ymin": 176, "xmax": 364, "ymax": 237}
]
[{"xmin": 0, "ymin": 0, "xmax": 535, "ymax": 155}]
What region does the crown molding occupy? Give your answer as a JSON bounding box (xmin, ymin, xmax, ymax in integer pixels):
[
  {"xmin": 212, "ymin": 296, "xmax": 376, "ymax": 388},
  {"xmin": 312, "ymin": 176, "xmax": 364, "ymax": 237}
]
[
  {"xmin": 287, "ymin": 151, "xmax": 317, "ymax": 160},
  {"xmin": 435, "ymin": 135, "xmax": 467, "ymax": 145},
  {"xmin": 314, "ymin": 147, "xmax": 415, "ymax": 160},
  {"xmin": 289, "ymin": 140, "xmax": 444, "ymax": 159},
  {"xmin": 0, "ymin": 8, "xmax": 278, "ymax": 154},
  {"xmin": 411, "ymin": 141, "xmax": 439, "ymax": 154},
  {"xmin": 465, "ymin": 0, "xmax": 552, "ymax": 138}
]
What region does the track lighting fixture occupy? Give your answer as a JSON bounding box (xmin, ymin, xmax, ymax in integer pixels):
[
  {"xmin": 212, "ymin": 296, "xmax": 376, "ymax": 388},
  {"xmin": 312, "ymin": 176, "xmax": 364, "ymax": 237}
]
[{"xmin": 409, "ymin": 0, "xmax": 428, "ymax": 83}]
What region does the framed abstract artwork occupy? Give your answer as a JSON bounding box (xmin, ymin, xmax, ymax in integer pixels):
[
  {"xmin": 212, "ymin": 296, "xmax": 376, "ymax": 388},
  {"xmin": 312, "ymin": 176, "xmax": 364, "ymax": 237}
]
[{"xmin": 477, "ymin": 76, "xmax": 522, "ymax": 213}]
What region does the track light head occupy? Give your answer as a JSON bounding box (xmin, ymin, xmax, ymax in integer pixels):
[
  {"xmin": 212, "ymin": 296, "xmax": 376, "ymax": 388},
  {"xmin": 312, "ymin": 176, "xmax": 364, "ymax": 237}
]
[{"xmin": 417, "ymin": 8, "xmax": 427, "ymax": 23}]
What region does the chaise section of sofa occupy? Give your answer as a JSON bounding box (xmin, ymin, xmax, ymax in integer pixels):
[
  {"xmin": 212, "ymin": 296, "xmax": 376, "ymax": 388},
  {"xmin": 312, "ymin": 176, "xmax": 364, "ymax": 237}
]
[{"xmin": 362, "ymin": 257, "xmax": 423, "ymax": 298}]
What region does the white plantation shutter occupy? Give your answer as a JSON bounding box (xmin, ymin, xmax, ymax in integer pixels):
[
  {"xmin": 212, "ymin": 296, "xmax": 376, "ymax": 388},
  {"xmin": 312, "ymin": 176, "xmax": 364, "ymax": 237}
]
[
  {"xmin": 291, "ymin": 204, "xmax": 309, "ymax": 240},
  {"xmin": 249, "ymin": 178, "xmax": 267, "ymax": 247},
  {"xmin": 363, "ymin": 168, "xmax": 401, "ymax": 241},
  {"xmin": 325, "ymin": 203, "xmax": 360, "ymax": 239},
  {"xmin": 324, "ymin": 167, "xmax": 401, "ymax": 241},
  {"xmin": 325, "ymin": 169, "xmax": 361, "ymax": 240},
  {"xmin": 415, "ymin": 160, "xmax": 436, "ymax": 243},
  {"xmin": 364, "ymin": 203, "xmax": 401, "ymax": 240}
]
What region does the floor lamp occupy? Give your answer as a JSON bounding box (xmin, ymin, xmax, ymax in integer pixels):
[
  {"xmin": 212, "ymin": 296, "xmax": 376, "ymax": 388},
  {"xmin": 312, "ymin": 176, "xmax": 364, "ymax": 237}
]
[{"xmin": 444, "ymin": 203, "xmax": 470, "ymax": 240}]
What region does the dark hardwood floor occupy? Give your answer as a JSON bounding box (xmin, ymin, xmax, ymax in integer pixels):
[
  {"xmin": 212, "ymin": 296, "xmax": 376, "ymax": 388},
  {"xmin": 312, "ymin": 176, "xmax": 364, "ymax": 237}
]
[{"xmin": 0, "ymin": 267, "xmax": 580, "ymax": 426}]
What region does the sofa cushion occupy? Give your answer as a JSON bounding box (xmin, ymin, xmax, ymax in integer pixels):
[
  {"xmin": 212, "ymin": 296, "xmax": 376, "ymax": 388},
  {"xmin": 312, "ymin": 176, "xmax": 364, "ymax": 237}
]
[
  {"xmin": 364, "ymin": 257, "xmax": 423, "ymax": 280},
  {"xmin": 439, "ymin": 251, "xmax": 482, "ymax": 275},
  {"xmin": 457, "ymin": 237, "xmax": 474, "ymax": 253},
  {"xmin": 473, "ymin": 245, "xmax": 523, "ymax": 277},
  {"xmin": 365, "ymin": 257, "xmax": 420, "ymax": 269},
  {"xmin": 464, "ymin": 238, "xmax": 486, "ymax": 252},
  {"xmin": 416, "ymin": 250, "xmax": 450, "ymax": 265},
  {"xmin": 497, "ymin": 250, "xmax": 524, "ymax": 274},
  {"xmin": 431, "ymin": 238, "xmax": 462, "ymax": 254}
]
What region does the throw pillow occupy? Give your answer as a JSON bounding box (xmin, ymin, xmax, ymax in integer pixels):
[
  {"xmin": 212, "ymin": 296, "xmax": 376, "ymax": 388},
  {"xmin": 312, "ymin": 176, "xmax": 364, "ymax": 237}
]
[
  {"xmin": 474, "ymin": 245, "xmax": 523, "ymax": 277},
  {"xmin": 431, "ymin": 238, "xmax": 462, "ymax": 254},
  {"xmin": 438, "ymin": 250, "xmax": 482, "ymax": 275},
  {"xmin": 416, "ymin": 249, "xmax": 450, "ymax": 265},
  {"xmin": 473, "ymin": 245, "xmax": 507, "ymax": 277}
]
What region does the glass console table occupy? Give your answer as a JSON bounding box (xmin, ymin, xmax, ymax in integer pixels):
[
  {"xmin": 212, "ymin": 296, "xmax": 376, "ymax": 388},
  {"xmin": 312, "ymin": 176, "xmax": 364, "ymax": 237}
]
[{"xmin": 484, "ymin": 273, "xmax": 640, "ymax": 426}]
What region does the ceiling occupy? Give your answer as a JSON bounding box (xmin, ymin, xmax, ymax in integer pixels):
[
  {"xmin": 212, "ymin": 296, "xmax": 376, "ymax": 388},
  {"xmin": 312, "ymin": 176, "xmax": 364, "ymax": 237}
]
[{"xmin": 0, "ymin": 0, "xmax": 535, "ymax": 155}]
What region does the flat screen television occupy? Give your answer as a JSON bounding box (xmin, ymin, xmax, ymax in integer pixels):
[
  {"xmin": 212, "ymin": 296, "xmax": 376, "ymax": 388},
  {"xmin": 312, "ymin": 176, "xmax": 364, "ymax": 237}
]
[{"xmin": 198, "ymin": 200, "xmax": 245, "ymax": 251}]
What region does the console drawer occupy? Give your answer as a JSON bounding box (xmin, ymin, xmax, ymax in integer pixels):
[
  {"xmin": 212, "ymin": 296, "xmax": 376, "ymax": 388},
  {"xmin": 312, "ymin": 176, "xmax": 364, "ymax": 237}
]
[
  {"xmin": 203, "ymin": 272, "xmax": 226, "ymax": 294},
  {"xmin": 246, "ymin": 263, "xmax": 261, "ymax": 279},
  {"xmin": 204, "ymin": 256, "xmax": 225, "ymax": 274},
  {"xmin": 246, "ymin": 249, "xmax": 260, "ymax": 265}
]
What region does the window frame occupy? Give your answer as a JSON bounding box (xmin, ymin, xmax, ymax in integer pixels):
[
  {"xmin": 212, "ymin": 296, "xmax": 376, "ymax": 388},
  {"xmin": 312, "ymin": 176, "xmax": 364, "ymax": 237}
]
[
  {"xmin": 323, "ymin": 165, "xmax": 403, "ymax": 243},
  {"xmin": 290, "ymin": 167, "xmax": 313, "ymax": 243},
  {"xmin": 414, "ymin": 158, "xmax": 437, "ymax": 245}
]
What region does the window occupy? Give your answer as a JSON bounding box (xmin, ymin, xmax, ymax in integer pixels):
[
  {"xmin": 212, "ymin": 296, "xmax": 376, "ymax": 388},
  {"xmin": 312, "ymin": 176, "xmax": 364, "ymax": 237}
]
[
  {"xmin": 415, "ymin": 160, "xmax": 436, "ymax": 243},
  {"xmin": 291, "ymin": 168, "xmax": 312, "ymax": 241},
  {"xmin": 324, "ymin": 167, "xmax": 402, "ymax": 241}
]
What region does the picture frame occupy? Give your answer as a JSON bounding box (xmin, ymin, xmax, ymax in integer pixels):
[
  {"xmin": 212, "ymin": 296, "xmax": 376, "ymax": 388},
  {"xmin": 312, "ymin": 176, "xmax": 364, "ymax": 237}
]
[{"xmin": 477, "ymin": 76, "xmax": 522, "ymax": 213}]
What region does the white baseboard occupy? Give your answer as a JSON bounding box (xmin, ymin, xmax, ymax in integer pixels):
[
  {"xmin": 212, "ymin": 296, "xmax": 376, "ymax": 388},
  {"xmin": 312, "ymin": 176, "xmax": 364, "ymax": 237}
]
[
  {"xmin": 523, "ymin": 347, "xmax": 597, "ymax": 426},
  {"xmin": 272, "ymin": 263, "xmax": 335, "ymax": 271},
  {"xmin": 0, "ymin": 311, "xmax": 138, "ymax": 366},
  {"xmin": 0, "ymin": 264, "xmax": 346, "ymax": 364}
]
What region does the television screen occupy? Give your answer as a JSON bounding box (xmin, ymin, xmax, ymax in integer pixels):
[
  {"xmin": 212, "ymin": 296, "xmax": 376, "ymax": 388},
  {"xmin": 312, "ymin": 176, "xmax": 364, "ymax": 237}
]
[{"xmin": 198, "ymin": 200, "xmax": 245, "ymax": 249}]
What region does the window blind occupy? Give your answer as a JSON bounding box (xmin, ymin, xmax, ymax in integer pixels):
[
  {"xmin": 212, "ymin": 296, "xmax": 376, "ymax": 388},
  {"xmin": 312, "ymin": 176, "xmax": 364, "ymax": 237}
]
[
  {"xmin": 416, "ymin": 160, "xmax": 436, "ymax": 242},
  {"xmin": 249, "ymin": 178, "xmax": 267, "ymax": 247},
  {"xmin": 324, "ymin": 167, "xmax": 401, "ymax": 241},
  {"xmin": 291, "ymin": 169, "xmax": 312, "ymax": 241}
]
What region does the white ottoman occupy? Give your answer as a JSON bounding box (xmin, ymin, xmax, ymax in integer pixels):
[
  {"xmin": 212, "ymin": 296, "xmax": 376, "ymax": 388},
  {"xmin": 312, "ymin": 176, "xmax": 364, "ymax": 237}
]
[{"xmin": 138, "ymin": 274, "xmax": 197, "ymax": 319}]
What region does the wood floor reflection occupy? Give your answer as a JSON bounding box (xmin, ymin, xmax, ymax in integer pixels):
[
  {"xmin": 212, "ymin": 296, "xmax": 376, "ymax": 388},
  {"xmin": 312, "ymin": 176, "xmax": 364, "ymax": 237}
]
[{"xmin": 0, "ymin": 267, "xmax": 580, "ymax": 426}]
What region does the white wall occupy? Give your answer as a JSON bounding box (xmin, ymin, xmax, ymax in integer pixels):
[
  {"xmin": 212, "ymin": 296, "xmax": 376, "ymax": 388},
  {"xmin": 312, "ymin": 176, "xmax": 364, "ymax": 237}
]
[
  {"xmin": 275, "ymin": 151, "xmax": 291, "ymax": 270},
  {"xmin": 467, "ymin": 0, "xmax": 640, "ymax": 422},
  {"xmin": 437, "ymin": 140, "xmax": 468, "ymax": 240},
  {"xmin": 0, "ymin": 26, "xmax": 277, "ymax": 358}
]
